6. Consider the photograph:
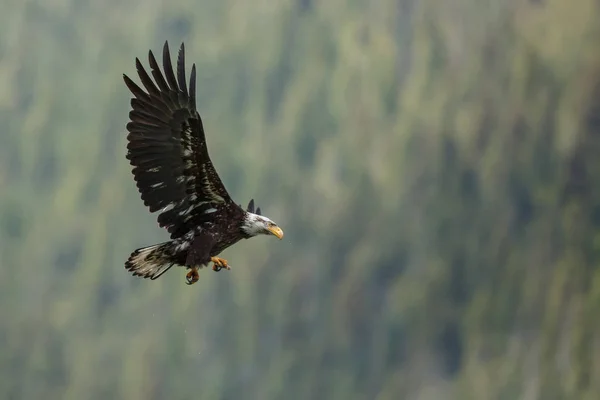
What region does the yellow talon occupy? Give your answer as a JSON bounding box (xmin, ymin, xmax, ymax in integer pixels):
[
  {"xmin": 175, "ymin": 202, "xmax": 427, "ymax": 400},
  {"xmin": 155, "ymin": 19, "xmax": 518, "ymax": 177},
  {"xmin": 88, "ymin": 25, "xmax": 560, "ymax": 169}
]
[
  {"xmin": 186, "ymin": 267, "xmax": 199, "ymax": 285},
  {"xmin": 211, "ymin": 256, "xmax": 230, "ymax": 271}
]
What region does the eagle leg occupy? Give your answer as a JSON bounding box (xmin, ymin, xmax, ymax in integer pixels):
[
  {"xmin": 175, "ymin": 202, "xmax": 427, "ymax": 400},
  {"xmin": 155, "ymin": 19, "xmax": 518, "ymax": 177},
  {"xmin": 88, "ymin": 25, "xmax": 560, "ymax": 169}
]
[
  {"xmin": 211, "ymin": 256, "xmax": 230, "ymax": 272},
  {"xmin": 186, "ymin": 266, "xmax": 200, "ymax": 285}
]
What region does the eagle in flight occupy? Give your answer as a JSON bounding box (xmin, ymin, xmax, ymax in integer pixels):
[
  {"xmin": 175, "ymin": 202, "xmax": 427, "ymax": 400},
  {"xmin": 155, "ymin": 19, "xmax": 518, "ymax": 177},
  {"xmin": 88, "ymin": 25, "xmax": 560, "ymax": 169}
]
[{"xmin": 122, "ymin": 41, "xmax": 284, "ymax": 285}]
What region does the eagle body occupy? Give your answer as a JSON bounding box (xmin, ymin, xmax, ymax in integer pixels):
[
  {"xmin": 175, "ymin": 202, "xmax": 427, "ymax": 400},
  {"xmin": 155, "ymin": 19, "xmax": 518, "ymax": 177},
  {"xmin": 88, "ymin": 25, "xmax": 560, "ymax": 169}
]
[{"xmin": 122, "ymin": 42, "xmax": 283, "ymax": 283}]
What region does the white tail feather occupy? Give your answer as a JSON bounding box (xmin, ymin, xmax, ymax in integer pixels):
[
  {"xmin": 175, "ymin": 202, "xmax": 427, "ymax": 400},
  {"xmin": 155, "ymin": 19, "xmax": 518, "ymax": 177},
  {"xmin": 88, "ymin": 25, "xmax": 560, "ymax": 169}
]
[{"xmin": 125, "ymin": 242, "xmax": 174, "ymax": 280}]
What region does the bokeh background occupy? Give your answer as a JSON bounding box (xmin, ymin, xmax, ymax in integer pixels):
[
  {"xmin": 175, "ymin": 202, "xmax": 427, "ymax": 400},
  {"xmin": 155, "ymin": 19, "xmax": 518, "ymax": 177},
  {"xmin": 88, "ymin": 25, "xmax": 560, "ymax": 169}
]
[{"xmin": 1, "ymin": 0, "xmax": 600, "ymax": 399}]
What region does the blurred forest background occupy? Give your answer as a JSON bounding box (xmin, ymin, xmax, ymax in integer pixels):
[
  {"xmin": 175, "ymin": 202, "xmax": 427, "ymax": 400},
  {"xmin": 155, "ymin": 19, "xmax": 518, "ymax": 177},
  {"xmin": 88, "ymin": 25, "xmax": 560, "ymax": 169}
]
[{"xmin": 1, "ymin": 0, "xmax": 599, "ymax": 399}]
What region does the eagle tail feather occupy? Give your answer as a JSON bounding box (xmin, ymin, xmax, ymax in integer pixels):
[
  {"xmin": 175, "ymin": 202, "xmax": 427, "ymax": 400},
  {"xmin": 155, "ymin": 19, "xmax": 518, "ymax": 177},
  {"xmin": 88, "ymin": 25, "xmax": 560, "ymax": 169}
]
[{"xmin": 125, "ymin": 242, "xmax": 176, "ymax": 280}]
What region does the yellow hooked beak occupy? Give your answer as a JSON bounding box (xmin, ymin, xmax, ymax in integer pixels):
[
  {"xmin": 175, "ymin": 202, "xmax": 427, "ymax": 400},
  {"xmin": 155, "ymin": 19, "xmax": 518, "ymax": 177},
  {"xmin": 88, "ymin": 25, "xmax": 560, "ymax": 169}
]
[{"xmin": 267, "ymin": 225, "xmax": 284, "ymax": 240}]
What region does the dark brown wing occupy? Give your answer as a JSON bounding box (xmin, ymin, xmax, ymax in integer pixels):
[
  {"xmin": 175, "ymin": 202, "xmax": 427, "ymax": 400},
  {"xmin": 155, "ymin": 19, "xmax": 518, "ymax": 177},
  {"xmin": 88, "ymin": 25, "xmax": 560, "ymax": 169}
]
[
  {"xmin": 124, "ymin": 41, "xmax": 236, "ymax": 239},
  {"xmin": 246, "ymin": 199, "xmax": 261, "ymax": 215}
]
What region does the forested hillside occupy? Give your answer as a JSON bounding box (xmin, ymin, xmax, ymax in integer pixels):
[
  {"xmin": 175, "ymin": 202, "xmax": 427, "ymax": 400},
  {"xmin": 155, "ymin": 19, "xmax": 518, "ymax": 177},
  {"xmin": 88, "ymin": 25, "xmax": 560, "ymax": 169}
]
[{"xmin": 1, "ymin": 0, "xmax": 599, "ymax": 399}]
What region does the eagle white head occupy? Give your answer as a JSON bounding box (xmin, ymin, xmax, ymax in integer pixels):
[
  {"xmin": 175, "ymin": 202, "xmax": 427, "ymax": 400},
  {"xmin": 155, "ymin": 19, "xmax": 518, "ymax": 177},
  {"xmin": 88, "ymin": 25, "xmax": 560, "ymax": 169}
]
[{"xmin": 241, "ymin": 199, "xmax": 284, "ymax": 239}]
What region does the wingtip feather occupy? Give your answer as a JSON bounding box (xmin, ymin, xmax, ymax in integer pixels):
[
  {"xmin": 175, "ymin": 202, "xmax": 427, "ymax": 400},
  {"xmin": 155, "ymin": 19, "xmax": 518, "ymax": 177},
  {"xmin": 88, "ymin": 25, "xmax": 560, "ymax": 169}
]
[{"xmin": 177, "ymin": 42, "xmax": 188, "ymax": 96}]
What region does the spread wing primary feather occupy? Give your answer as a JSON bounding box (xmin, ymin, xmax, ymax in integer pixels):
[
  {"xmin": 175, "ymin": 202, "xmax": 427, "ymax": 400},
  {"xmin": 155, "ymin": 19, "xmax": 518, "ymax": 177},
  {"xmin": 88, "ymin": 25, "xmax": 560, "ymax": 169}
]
[{"xmin": 123, "ymin": 41, "xmax": 232, "ymax": 240}]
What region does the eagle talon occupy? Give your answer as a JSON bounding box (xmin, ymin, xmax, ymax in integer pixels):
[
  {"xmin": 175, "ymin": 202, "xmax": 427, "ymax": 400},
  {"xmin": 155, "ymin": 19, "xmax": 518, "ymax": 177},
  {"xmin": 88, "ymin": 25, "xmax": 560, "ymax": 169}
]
[
  {"xmin": 186, "ymin": 267, "xmax": 199, "ymax": 285},
  {"xmin": 211, "ymin": 257, "xmax": 230, "ymax": 272}
]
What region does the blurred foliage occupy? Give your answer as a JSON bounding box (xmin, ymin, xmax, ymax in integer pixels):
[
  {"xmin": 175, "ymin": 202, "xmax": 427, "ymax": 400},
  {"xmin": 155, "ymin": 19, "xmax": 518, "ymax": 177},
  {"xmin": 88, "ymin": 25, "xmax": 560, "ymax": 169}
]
[{"xmin": 1, "ymin": 0, "xmax": 599, "ymax": 399}]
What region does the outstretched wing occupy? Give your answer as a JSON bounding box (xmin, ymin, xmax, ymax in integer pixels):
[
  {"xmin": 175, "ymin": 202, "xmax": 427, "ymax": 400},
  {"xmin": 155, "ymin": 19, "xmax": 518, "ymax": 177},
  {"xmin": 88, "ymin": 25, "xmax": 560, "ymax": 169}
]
[
  {"xmin": 246, "ymin": 199, "xmax": 261, "ymax": 215},
  {"xmin": 124, "ymin": 41, "xmax": 235, "ymax": 239}
]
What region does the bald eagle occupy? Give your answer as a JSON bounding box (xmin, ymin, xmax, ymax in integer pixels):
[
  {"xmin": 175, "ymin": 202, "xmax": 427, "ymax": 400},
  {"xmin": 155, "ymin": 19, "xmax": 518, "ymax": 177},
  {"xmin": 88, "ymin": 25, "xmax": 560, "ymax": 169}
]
[{"xmin": 122, "ymin": 41, "xmax": 283, "ymax": 285}]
